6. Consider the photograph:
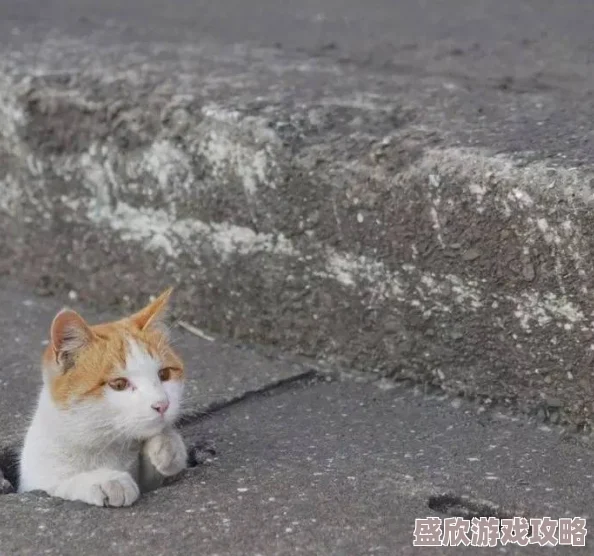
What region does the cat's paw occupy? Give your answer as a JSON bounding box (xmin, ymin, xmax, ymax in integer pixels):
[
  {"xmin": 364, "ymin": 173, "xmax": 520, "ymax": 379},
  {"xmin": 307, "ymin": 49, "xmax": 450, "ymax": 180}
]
[
  {"xmin": 144, "ymin": 429, "xmax": 187, "ymax": 477},
  {"xmin": 55, "ymin": 469, "xmax": 140, "ymax": 507},
  {"xmin": 92, "ymin": 472, "xmax": 140, "ymax": 507}
]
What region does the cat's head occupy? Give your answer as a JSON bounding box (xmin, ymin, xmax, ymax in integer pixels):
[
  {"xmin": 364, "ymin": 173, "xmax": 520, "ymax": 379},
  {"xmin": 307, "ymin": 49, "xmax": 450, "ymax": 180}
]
[{"xmin": 42, "ymin": 288, "xmax": 184, "ymax": 440}]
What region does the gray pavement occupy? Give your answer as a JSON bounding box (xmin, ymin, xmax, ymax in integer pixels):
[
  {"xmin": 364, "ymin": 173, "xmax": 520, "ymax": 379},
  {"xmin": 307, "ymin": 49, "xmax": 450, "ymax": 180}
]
[{"xmin": 0, "ymin": 282, "xmax": 593, "ymax": 554}]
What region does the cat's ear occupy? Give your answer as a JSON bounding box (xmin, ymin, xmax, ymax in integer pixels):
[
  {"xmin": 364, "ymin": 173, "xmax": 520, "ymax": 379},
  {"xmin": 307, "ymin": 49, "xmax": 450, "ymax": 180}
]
[
  {"xmin": 129, "ymin": 288, "xmax": 173, "ymax": 332},
  {"xmin": 50, "ymin": 309, "xmax": 94, "ymax": 368}
]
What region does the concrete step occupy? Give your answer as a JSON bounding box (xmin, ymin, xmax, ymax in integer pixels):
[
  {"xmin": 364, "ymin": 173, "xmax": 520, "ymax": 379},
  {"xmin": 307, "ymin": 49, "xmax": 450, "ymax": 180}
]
[{"xmin": 1, "ymin": 16, "xmax": 594, "ymax": 428}]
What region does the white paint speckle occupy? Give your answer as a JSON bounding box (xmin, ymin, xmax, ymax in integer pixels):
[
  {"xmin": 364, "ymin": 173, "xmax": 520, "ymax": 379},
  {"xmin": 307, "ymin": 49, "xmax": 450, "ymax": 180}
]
[
  {"xmin": 142, "ymin": 140, "xmax": 194, "ymax": 191},
  {"xmin": 198, "ymin": 106, "xmax": 279, "ymax": 194},
  {"xmin": 468, "ymin": 182, "xmax": 486, "ymax": 204},
  {"xmin": 537, "ymin": 218, "xmax": 549, "ymax": 233},
  {"xmin": 512, "ymin": 291, "xmax": 584, "ymax": 331},
  {"xmin": 429, "ymin": 206, "xmax": 445, "ymax": 247},
  {"xmin": 510, "ymin": 188, "xmax": 534, "ymax": 208}
]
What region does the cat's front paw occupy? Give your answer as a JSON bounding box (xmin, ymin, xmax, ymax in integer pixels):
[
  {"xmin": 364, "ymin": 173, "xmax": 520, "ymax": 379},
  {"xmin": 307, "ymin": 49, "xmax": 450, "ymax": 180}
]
[
  {"xmin": 54, "ymin": 469, "xmax": 140, "ymax": 507},
  {"xmin": 144, "ymin": 429, "xmax": 187, "ymax": 477},
  {"xmin": 93, "ymin": 472, "xmax": 140, "ymax": 507}
]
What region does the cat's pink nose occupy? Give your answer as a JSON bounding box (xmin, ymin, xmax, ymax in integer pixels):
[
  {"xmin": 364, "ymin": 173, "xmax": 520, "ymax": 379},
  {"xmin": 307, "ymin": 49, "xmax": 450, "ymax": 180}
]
[{"xmin": 151, "ymin": 401, "xmax": 169, "ymax": 415}]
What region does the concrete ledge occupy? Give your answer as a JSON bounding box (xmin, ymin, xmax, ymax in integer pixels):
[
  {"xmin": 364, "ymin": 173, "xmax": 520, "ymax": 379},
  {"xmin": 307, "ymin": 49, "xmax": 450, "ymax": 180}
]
[{"xmin": 2, "ymin": 31, "xmax": 594, "ymax": 427}]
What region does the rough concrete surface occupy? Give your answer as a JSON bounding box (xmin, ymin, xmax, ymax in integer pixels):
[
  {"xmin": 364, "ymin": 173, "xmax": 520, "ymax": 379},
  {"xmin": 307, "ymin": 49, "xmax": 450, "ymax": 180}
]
[
  {"xmin": 2, "ymin": 1, "xmax": 594, "ymax": 429},
  {"xmin": 2, "ymin": 359, "xmax": 594, "ymax": 554}
]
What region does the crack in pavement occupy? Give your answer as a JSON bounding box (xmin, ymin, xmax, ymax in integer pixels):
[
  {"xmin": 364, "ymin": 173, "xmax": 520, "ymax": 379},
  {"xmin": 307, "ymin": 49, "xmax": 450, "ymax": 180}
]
[{"xmin": 177, "ymin": 369, "xmax": 321, "ymax": 426}]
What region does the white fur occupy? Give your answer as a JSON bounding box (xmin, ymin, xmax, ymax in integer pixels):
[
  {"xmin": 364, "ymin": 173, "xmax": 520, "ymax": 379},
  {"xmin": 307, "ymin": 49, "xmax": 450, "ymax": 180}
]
[{"xmin": 19, "ymin": 339, "xmax": 187, "ymax": 506}]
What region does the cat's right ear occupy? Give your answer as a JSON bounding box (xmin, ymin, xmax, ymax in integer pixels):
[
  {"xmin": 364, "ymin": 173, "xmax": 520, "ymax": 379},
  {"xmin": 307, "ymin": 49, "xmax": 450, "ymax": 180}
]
[{"xmin": 50, "ymin": 309, "xmax": 94, "ymax": 369}]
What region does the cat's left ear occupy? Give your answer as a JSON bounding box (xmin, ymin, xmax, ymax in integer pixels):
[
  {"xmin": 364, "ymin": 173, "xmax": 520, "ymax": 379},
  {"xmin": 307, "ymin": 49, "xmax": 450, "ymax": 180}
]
[{"xmin": 130, "ymin": 287, "xmax": 173, "ymax": 332}]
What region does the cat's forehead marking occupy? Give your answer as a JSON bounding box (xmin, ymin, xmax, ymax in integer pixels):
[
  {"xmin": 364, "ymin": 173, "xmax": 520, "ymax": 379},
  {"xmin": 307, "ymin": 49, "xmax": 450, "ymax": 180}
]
[{"xmin": 125, "ymin": 338, "xmax": 161, "ymax": 376}]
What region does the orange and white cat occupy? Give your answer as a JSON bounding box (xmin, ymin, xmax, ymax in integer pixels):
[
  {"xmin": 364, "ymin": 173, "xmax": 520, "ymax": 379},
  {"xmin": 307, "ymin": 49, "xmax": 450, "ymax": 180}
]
[{"xmin": 19, "ymin": 288, "xmax": 187, "ymax": 507}]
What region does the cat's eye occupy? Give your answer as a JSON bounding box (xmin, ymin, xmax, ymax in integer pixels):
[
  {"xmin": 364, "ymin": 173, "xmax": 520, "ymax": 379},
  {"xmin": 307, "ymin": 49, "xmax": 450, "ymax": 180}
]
[
  {"xmin": 158, "ymin": 367, "xmax": 172, "ymax": 382},
  {"xmin": 108, "ymin": 378, "xmax": 130, "ymax": 391}
]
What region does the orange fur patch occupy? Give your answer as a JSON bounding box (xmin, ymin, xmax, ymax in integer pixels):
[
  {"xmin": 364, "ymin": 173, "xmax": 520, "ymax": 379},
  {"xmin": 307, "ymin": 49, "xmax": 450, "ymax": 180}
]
[{"xmin": 43, "ymin": 294, "xmax": 183, "ymax": 407}]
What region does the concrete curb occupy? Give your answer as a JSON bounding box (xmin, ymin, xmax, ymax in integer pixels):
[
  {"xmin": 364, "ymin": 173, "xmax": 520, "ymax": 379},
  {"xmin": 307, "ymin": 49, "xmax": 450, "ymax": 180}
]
[{"xmin": 2, "ymin": 32, "xmax": 594, "ymax": 427}]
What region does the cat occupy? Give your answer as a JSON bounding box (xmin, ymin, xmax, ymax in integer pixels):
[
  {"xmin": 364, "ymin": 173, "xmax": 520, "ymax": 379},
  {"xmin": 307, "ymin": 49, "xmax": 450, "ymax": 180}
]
[{"xmin": 18, "ymin": 288, "xmax": 188, "ymax": 507}]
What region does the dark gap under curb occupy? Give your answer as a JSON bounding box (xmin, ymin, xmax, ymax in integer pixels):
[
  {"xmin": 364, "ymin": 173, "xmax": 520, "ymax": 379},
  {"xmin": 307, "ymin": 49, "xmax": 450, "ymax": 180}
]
[{"xmin": 0, "ymin": 447, "xmax": 19, "ymax": 493}]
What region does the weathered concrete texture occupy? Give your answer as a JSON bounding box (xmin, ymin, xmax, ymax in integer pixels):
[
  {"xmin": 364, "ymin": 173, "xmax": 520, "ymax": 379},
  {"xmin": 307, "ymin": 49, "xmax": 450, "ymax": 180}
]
[
  {"xmin": 1, "ymin": 379, "xmax": 593, "ymax": 555},
  {"xmin": 0, "ymin": 279, "xmax": 310, "ymax": 452},
  {"xmin": 2, "ymin": 18, "xmax": 594, "ymax": 427}
]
